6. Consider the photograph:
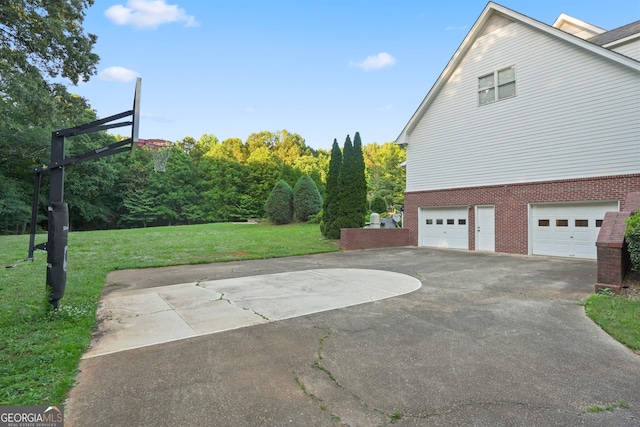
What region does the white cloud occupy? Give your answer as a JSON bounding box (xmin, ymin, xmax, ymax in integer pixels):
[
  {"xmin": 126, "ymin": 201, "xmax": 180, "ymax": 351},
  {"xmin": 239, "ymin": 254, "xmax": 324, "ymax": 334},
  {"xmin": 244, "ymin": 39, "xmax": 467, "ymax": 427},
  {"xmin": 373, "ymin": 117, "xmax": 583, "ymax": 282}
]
[
  {"xmin": 378, "ymin": 104, "xmax": 393, "ymax": 111},
  {"xmin": 98, "ymin": 66, "xmax": 139, "ymax": 82},
  {"xmin": 350, "ymin": 52, "xmax": 396, "ymax": 71},
  {"xmin": 141, "ymin": 111, "xmax": 172, "ymax": 122},
  {"xmin": 105, "ymin": 0, "xmax": 199, "ymax": 29}
]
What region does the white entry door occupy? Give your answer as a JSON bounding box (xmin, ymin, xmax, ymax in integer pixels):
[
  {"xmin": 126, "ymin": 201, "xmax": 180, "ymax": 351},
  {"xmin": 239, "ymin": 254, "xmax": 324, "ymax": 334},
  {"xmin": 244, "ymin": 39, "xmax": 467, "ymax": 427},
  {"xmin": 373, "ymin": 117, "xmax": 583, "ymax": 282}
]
[
  {"xmin": 530, "ymin": 201, "xmax": 618, "ymax": 259},
  {"xmin": 420, "ymin": 206, "xmax": 468, "ymax": 249},
  {"xmin": 476, "ymin": 205, "xmax": 495, "ymax": 252}
]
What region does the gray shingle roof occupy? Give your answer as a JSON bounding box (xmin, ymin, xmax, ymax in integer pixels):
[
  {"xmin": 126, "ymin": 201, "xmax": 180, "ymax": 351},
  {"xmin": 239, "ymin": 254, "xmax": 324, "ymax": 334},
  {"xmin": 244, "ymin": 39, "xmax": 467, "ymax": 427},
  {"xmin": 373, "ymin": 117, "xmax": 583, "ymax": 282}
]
[{"xmin": 588, "ymin": 20, "xmax": 640, "ymax": 46}]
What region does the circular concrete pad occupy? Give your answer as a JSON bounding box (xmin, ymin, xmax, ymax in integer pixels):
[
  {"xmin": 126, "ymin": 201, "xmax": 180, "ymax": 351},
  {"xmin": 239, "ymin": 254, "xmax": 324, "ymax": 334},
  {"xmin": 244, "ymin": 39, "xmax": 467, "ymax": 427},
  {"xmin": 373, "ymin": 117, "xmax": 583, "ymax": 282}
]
[{"xmin": 85, "ymin": 268, "xmax": 421, "ymax": 358}]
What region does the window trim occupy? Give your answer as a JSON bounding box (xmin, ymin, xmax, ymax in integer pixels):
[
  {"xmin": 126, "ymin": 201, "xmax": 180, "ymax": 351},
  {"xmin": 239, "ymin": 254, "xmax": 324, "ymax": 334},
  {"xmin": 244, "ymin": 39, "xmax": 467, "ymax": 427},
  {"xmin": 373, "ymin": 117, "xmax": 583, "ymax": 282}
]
[{"xmin": 478, "ymin": 66, "xmax": 516, "ymax": 106}]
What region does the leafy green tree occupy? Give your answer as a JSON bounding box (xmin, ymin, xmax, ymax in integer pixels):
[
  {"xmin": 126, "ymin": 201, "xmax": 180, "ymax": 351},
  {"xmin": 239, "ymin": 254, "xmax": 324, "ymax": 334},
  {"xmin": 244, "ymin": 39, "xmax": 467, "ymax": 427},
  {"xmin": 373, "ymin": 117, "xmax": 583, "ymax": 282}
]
[
  {"xmin": 176, "ymin": 136, "xmax": 198, "ymax": 156},
  {"xmin": 64, "ymin": 131, "xmax": 121, "ymax": 230},
  {"xmin": 117, "ymin": 156, "xmax": 153, "ymax": 228},
  {"xmin": 0, "ymin": 1, "xmax": 100, "ymax": 168},
  {"xmin": 279, "ymin": 163, "xmax": 303, "ymax": 190},
  {"xmin": 0, "ymin": 0, "xmax": 99, "ymax": 85},
  {"xmin": 198, "ymin": 145, "xmax": 250, "ymax": 221},
  {"xmin": 245, "ymin": 147, "xmax": 284, "ymax": 218},
  {"xmin": 178, "ymin": 134, "xmax": 218, "ymax": 166},
  {"xmin": 119, "ymin": 188, "xmax": 157, "ymax": 228},
  {"xmin": 273, "ymin": 129, "xmax": 311, "ymax": 165},
  {"xmin": 363, "ymin": 142, "xmax": 406, "ymax": 207},
  {"xmin": 322, "ymin": 139, "xmax": 342, "ymax": 238},
  {"xmin": 293, "ymin": 174, "xmax": 322, "ymax": 222},
  {"xmin": 293, "ymin": 153, "xmax": 328, "ymax": 195},
  {"xmin": 245, "ymin": 130, "xmax": 277, "ymax": 154},
  {"xmin": 146, "ymin": 149, "xmax": 202, "ymax": 225},
  {"xmin": 0, "ymin": 125, "xmax": 50, "ymax": 233},
  {"xmin": 265, "ymin": 180, "xmax": 293, "ymax": 224},
  {"xmin": 370, "ymin": 195, "xmax": 388, "ymax": 214},
  {"xmin": 0, "ymin": 176, "xmax": 32, "ymax": 234},
  {"xmin": 1, "ymin": 0, "xmax": 101, "ymax": 233},
  {"xmin": 221, "ymin": 137, "xmax": 248, "ymax": 163},
  {"xmin": 119, "ymin": 148, "xmax": 202, "ymax": 227}
]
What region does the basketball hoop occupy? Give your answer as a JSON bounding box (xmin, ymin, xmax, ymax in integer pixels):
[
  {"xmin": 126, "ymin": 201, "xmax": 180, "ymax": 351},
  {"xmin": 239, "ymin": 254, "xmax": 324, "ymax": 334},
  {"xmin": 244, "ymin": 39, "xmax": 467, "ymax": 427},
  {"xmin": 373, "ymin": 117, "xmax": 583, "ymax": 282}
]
[{"xmin": 152, "ymin": 145, "xmax": 172, "ymax": 172}]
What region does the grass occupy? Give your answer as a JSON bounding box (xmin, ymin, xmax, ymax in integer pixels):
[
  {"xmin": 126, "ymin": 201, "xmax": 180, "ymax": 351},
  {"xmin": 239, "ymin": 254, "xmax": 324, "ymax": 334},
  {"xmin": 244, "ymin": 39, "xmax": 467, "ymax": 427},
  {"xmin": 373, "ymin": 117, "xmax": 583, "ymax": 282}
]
[
  {"xmin": 586, "ymin": 401, "xmax": 629, "ymax": 413},
  {"xmin": 0, "ymin": 222, "xmax": 338, "ymax": 405},
  {"xmin": 584, "ymin": 289, "xmax": 640, "ymax": 352}
]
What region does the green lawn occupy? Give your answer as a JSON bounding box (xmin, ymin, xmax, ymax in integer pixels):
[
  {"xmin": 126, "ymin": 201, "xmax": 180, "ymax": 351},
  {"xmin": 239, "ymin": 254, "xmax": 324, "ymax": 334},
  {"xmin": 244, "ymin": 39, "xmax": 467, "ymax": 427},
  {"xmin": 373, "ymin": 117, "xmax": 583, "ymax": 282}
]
[
  {"xmin": 0, "ymin": 222, "xmax": 339, "ymax": 405},
  {"xmin": 584, "ymin": 290, "xmax": 640, "ymax": 352}
]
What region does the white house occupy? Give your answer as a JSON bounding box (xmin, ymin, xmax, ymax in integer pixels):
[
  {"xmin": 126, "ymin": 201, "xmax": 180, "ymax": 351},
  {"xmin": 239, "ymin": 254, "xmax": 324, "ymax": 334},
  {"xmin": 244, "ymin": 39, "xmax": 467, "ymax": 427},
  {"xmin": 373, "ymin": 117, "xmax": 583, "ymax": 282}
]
[{"xmin": 396, "ymin": 2, "xmax": 640, "ymax": 259}]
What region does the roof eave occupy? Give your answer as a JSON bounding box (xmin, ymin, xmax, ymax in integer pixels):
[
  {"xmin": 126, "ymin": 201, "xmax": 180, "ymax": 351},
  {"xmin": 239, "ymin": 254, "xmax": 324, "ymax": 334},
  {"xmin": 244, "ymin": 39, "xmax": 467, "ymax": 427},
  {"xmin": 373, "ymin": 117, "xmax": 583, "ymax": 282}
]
[
  {"xmin": 603, "ymin": 32, "xmax": 640, "ymax": 49},
  {"xmin": 395, "ymin": 1, "xmax": 640, "ymax": 146}
]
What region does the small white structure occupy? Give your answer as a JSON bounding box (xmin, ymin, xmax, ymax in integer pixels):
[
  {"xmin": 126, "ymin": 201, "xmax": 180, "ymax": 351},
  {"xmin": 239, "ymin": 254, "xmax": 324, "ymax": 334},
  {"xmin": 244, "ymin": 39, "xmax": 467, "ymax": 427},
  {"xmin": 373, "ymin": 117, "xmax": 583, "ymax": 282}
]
[{"xmin": 369, "ymin": 212, "xmax": 381, "ymax": 228}]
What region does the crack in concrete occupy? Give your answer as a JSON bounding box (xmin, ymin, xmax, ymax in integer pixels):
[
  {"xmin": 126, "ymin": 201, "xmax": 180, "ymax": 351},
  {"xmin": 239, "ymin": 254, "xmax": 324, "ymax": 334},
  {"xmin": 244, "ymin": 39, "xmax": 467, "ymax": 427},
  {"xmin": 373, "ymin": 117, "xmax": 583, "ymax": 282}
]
[
  {"xmin": 213, "ymin": 290, "xmax": 271, "ymax": 321},
  {"xmin": 294, "ymin": 325, "xmax": 403, "ymax": 426}
]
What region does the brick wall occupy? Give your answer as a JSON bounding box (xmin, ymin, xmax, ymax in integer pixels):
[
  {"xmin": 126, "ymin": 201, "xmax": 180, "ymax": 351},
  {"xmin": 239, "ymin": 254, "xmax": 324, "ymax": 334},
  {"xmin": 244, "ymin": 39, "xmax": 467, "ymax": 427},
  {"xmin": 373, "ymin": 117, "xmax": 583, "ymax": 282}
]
[
  {"xmin": 340, "ymin": 228, "xmax": 411, "ymax": 250},
  {"xmin": 404, "ymin": 174, "xmax": 640, "ymax": 255},
  {"xmin": 595, "ymin": 191, "xmax": 640, "ymax": 293}
]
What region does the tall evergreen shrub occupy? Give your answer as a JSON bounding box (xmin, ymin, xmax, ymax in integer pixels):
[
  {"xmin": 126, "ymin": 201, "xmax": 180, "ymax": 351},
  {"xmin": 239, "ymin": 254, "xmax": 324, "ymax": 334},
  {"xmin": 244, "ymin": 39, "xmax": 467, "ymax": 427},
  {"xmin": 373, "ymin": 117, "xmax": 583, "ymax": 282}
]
[
  {"xmin": 265, "ymin": 180, "xmax": 293, "ymax": 224},
  {"xmin": 329, "ymin": 135, "xmax": 355, "ymax": 237},
  {"xmin": 352, "ymin": 132, "xmax": 367, "ymax": 226},
  {"xmin": 293, "ymin": 174, "xmax": 322, "ymax": 222},
  {"xmin": 321, "ymin": 139, "xmax": 342, "ymax": 237}
]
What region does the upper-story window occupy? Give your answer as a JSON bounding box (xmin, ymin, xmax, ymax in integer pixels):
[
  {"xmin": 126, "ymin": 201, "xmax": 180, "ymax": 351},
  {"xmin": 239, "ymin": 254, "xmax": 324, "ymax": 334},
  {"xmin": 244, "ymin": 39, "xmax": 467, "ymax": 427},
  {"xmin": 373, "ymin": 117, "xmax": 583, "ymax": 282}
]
[{"xmin": 478, "ymin": 66, "xmax": 516, "ymax": 105}]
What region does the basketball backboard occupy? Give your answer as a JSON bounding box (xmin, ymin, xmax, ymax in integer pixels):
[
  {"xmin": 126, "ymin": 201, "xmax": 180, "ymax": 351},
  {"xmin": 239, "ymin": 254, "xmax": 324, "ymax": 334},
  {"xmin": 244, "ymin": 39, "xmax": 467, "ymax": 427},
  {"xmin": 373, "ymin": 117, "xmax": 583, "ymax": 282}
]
[{"xmin": 130, "ymin": 77, "xmax": 142, "ymax": 156}]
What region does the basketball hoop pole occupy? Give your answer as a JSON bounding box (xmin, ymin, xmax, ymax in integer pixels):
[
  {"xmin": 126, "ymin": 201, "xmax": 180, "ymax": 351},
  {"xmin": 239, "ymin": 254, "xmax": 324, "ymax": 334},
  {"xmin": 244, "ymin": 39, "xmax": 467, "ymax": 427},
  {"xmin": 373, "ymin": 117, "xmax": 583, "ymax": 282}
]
[{"xmin": 27, "ymin": 78, "xmax": 141, "ymax": 309}]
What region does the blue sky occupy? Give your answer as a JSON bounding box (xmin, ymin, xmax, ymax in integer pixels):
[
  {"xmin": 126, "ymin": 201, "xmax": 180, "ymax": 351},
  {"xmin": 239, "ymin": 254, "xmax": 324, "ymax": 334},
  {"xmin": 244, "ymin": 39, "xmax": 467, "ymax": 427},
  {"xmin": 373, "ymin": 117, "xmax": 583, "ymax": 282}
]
[{"xmin": 71, "ymin": 0, "xmax": 640, "ymax": 150}]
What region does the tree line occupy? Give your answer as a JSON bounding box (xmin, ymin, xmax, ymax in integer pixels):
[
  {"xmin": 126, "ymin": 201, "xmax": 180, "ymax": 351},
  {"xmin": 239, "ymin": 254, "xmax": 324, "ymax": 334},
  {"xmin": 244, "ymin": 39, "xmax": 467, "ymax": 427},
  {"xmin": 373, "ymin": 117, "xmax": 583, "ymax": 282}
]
[
  {"xmin": 0, "ymin": 1, "xmax": 405, "ymax": 235},
  {"xmin": 1, "ymin": 124, "xmax": 405, "ymax": 233}
]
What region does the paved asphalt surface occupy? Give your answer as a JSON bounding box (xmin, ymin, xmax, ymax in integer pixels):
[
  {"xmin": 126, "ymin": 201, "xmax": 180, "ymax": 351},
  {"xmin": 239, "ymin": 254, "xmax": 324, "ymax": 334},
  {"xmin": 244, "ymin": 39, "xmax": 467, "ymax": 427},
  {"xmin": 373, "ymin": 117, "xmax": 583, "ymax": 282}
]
[{"xmin": 65, "ymin": 247, "xmax": 640, "ymax": 426}]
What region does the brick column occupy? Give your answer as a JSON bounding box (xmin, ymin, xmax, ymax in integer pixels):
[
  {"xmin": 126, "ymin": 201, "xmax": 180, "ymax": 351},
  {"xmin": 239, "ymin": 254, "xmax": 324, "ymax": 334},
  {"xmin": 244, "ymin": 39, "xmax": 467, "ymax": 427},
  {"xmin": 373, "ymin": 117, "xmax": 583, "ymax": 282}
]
[{"xmin": 595, "ymin": 192, "xmax": 640, "ymax": 293}]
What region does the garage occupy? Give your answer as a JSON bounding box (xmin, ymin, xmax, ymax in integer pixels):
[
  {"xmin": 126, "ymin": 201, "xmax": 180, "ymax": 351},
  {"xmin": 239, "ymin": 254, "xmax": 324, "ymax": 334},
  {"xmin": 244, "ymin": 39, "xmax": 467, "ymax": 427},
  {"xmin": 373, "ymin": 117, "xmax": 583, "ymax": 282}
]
[
  {"xmin": 530, "ymin": 201, "xmax": 618, "ymax": 259},
  {"xmin": 419, "ymin": 206, "xmax": 468, "ymax": 249}
]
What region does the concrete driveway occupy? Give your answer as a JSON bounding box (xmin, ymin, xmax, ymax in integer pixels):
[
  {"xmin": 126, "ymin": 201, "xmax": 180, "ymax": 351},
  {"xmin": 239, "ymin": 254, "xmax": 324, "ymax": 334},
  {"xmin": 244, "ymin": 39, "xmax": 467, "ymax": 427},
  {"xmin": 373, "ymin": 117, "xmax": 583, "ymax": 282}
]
[{"xmin": 65, "ymin": 248, "xmax": 640, "ymax": 426}]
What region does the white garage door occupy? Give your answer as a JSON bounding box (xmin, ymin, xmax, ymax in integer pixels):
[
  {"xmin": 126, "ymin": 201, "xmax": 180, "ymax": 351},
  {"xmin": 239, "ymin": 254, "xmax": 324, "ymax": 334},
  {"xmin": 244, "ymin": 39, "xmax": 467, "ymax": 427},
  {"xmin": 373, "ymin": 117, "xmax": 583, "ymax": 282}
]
[
  {"xmin": 420, "ymin": 206, "xmax": 468, "ymax": 249},
  {"xmin": 531, "ymin": 201, "xmax": 618, "ymax": 259}
]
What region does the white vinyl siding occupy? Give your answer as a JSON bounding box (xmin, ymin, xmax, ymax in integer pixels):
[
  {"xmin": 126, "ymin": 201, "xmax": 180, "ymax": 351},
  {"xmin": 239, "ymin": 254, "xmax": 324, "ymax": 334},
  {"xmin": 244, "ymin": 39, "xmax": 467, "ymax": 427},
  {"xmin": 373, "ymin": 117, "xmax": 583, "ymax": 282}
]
[
  {"xmin": 611, "ymin": 40, "xmax": 640, "ymax": 61},
  {"xmin": 405, "ymin": 21, "xmax": 640, "ymax": 193}
]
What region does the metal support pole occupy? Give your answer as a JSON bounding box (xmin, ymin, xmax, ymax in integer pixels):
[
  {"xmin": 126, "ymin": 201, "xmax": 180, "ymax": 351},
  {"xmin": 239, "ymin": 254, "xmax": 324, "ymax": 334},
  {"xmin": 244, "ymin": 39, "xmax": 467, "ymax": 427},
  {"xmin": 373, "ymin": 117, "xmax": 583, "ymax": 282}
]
[
  {"xmin": 46, "ymin": 132, "xmax": 68, "ymax": 309},
  {"xmin": 27, "ymin": 172, "xmax": 42, "ymax": 261}
]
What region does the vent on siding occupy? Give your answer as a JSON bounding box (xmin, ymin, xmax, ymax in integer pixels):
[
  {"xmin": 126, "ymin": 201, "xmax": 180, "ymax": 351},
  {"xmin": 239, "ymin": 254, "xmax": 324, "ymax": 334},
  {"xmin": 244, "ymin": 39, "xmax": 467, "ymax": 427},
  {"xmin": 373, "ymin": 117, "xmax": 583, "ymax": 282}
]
[{"xmin": 479, "ymin": 12, "xmax": 514, "ymax": 37}]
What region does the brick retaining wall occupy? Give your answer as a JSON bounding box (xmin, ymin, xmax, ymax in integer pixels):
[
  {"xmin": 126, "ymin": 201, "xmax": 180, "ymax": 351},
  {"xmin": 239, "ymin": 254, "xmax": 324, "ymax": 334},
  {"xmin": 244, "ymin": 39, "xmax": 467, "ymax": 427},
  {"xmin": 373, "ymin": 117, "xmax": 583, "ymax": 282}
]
[
  {"xmin": 595, "ymin": 192, "xmax": 640, "ymax": 293},
  {"xmin": 340, "ymin": 228, "xmax": 411, "ymax": 250}
]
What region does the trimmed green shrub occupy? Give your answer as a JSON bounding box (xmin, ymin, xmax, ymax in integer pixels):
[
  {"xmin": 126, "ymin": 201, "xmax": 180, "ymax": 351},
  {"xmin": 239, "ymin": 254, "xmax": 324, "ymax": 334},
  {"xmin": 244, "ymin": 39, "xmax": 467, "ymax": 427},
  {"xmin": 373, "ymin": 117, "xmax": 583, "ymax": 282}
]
[
  {"xmin": 307, "ymin": 211, "xmax": 321, "ymax": 224},
  {"xmin": 293, "ymin": 174, "xmax": 322, "ymax": 222},
  {"xmin": 625, "ymin": 209, "xmax": 640, "ymax": 270},
  {"xmin": 265, "ymin": 180, "xmax": 293, "ymax": 224},
  {"xmin": 370, "ymin": 195, "xmax": 387, "ymax": 214}
]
